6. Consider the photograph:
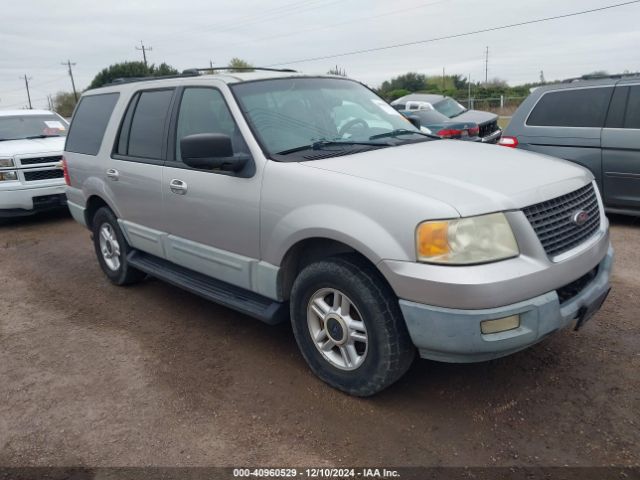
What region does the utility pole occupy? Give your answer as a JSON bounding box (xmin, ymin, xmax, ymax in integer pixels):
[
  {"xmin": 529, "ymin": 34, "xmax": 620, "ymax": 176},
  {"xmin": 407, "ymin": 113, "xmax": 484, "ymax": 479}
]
[
  {"xmin": 47, "ymin": 95, "xmax": 53, "ymax": 111},
  {"xmin": 468, "ymin": 74, "xmax": 472, "ymax": 108},
  {"xmin": 62, "ymin": 60, "xmax": 78, "ymax": 102},
  {"xmin": 484, "ymin": 46, "xmax": 489, "ymax": 84},
  {"xmin": 210, "ymin": 59, "xmax": 214, "ymax": 69},
  {"xmin": 22, "ymin": 74, "xmax": 32, "ymax": 109},
  {"xmin": 136, "ymin": 41, "xmax": 152, "ymax": 67}
]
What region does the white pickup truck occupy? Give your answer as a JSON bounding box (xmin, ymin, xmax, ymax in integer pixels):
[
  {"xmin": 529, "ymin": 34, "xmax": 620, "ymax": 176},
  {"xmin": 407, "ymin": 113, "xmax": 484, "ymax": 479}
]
[{"xmin": 0, "ymin": 109, "xmax": 69, "ymax": 221}]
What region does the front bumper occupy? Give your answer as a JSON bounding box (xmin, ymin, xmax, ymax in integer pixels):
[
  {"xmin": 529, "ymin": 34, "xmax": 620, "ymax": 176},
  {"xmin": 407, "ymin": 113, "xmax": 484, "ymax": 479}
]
[
  {"xmin": 399, "ymin": 245, "xmax": 613, "ymax": 363},
  {"xmin": 0, "ymin": 182, "xmax": 67, "ymax": 218}
]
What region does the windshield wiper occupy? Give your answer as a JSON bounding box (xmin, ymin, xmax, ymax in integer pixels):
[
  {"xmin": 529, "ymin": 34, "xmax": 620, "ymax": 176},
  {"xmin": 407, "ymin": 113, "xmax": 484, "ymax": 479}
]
[
  {"xmin": 276, "ymin": 139, "xmax": 391, "ymax": 155},
  {"xmin": 25, "ymin": 134, "xmax": 62, "ymax": 139},
  {"xmin": 369, "ymin": 129, "xmax": 437, "ymax": 140}
]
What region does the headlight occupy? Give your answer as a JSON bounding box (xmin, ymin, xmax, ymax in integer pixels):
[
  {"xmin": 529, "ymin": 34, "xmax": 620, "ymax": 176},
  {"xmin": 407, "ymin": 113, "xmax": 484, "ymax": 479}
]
[
  {"xmin": 0, "ymin": 171, "xmax": 18, "ymax": 181},
  {"xmin": 416, "ymin": 212, "xmax": 519, "ymax": 265},
  {"xmin": 0, "ymin": 158, "xmax": 14, "ymax": 167}
]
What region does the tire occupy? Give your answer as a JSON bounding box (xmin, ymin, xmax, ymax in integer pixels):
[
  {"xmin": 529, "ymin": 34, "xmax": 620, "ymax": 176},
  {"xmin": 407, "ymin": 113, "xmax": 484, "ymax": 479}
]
[
  {"xmin": 290, "ymin": 255, "xmax": 415, "ymax": 396},
  {"xmin": 91, "ymin": 207, "xmax": 146, "ymax": 286}
]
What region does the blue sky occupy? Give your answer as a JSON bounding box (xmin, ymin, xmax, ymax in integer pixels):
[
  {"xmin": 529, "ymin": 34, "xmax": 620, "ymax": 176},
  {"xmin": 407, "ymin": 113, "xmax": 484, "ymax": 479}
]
[{"xmin": 1, "ymin": 0, "xmax": 639, "ymax": 109}]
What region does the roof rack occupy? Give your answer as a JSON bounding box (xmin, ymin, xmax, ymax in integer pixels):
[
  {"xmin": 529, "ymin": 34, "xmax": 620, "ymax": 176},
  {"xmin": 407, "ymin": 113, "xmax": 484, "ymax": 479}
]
[
  {"xmin": 181, "ymin": 67, "xmax": 297, "ymax": 75},
  {"xmin": 104, "ymin": 66, "xmax": 297, "ymax": 87},
  {"xmin": 561, "ymin": 72, "xmax": 640, "ymax": 83}
]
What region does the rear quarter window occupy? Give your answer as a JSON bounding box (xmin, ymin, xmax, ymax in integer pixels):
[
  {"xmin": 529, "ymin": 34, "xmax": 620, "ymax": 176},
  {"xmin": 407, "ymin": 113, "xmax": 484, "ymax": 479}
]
[
  {"xmin": 527, "ymin": 87, "xmax": 613, "ymax": 128},
  {"xmin": 66, "ymin": 93, "xmax": 119, "ymax": 155}
]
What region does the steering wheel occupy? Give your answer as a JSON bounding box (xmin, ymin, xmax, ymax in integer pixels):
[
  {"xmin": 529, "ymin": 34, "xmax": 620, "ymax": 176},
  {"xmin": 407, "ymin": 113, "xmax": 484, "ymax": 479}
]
[{"xmin": 338, "ymin": 118, "xmax": 369, "ymax": 137}]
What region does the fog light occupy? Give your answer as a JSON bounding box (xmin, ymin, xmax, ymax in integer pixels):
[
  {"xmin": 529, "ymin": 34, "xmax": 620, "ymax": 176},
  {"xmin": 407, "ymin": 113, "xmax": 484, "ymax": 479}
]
[{"xmin": 480, "ymin": 314, "xmax": 520, "ymax": 334}]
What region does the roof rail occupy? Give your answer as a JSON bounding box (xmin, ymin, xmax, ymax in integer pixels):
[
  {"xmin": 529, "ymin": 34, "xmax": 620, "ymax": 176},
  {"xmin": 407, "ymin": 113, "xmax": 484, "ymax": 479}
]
[
  {"xmin": 182, "ymin": 67, "xmax": 297, "ymax": 75},
  {"xmin": 561, "ymin": 72, "xmax": 640, "ymax": 83},
  {"xmin": 105, "ymin": 71, "xmax": 199, "ymax": 86},
  {"xmin": 102, "ymin": 66, "xmax": 297, "ymax": 87}
]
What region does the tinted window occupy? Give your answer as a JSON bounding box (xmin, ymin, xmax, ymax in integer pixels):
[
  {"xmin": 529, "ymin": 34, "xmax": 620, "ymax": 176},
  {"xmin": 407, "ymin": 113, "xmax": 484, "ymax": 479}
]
[
  {"xmin": 175, "ymin": 88, "xmax": 248, "ymax": 160},
  {"xmin": 66, "ymin": 93, "xmax": 119, "ymax": 155},
  {"xmin": 605, "ymin": 86, "xmax": 629, "ymax": 128},
  {"xmin": 527, "ymin": 87, "xmax": 613, "ymax": 128},
  {"xmin": 624, "ymin": 86, "xmax": 640, "ymax": 129},
  {"xmin": 127, "ymin": 89, "xmax": 174, "ymax": 159}
]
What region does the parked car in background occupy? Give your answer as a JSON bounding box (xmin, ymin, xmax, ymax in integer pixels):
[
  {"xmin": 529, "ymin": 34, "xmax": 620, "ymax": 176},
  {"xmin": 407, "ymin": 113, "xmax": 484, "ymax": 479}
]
[
  {"xmin": 391, "ymin": 93, "xmax": 502, "ymax": 143},
  {"xmin": 0, "ymin": 110, "xmax": 69, "ymax": 220},
  {"xmin": 499, "ymin": 76, "xmax": 640, "ymax": 216},
  {"xmin": 396, "ymin": 105, "xmax": 481, "ymax": 141},
  {"xmin": 64, "ymin": 70, "xmax": 612, "ymax": 396}
]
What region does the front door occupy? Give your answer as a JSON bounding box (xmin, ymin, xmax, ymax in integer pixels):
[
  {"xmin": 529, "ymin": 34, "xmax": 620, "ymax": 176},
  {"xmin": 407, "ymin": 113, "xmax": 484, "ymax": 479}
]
[{"xmin": 161, "ymin": 86, "xmax": 262, "ymax": 291}]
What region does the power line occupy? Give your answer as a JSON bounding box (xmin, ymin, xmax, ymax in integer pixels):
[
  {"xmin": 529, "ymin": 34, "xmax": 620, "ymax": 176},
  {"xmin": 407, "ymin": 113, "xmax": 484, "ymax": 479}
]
[
  {"xmin": 136, "ymin": 41, "xmax": 153, "ymax": 67},
  {"xmin": 159, "ymin": 0, "xmax": 344, "ymax": 58},
  {"xmin": 266, "ymin": 0, "xmax": 640, "ymax": 67},
  {"xmin": 61, "ymin": 60, "xmax": 78, "ymax": 101},
  {"xmin": 232, "ymin": 0, "xmax": 448, "ymax": 49}
]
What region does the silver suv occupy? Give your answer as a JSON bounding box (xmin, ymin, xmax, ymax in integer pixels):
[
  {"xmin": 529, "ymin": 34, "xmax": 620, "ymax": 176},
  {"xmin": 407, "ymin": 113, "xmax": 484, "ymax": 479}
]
[{"xmin": 64, "ymin": 69, "xmax": 613, "ymax": 396}]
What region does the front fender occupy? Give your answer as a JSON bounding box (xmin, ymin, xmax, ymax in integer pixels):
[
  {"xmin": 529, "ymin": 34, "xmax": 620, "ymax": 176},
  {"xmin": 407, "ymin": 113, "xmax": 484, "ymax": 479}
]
[{"xmin": 263, "ymin": 204, "xmax": 410, "ymax": 266}]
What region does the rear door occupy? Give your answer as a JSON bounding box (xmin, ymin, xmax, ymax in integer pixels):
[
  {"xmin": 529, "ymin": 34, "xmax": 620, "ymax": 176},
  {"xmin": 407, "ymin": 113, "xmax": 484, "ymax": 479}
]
[
  {"xmin": 516, "ymin": 86, "xmax": 613, "ymax": 190},
  {"xmin": 601, "ymin": 84, "xmax": 640, "ymax": 211},
  {"xmin": 108, "ymin": 88, "xmax": 175, "ymax": 257}
]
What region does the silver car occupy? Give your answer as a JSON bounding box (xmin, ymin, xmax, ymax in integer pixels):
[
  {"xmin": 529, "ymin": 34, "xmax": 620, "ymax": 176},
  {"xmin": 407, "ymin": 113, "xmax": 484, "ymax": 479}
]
[{"xmin": 64, "ymin": 69, "xmax": 613, "ymax": 396}]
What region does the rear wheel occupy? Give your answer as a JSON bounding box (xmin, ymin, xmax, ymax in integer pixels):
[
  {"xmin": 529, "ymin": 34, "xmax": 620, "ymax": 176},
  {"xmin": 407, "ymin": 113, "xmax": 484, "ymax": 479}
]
[
  {"xmin": 92, "ymin": 207, "xmax": 145, "ymax": 286},
  {"xmin": 290, "ymin": 255, "xmax": 415, "ymax": 396}
]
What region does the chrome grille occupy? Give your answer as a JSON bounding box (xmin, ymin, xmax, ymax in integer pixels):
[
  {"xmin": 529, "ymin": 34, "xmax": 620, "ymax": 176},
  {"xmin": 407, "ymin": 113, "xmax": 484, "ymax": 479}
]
[{"xmin": 523, "ymin": 183, "xmax": 601, "ymax": 257}]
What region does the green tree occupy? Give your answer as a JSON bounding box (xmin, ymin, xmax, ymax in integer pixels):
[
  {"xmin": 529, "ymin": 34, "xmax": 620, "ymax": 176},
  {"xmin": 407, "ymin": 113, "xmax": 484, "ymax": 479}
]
[
  {"xmin": 380, "ymin": 73, "xmax": 427, "ymax": 96},
  {"xmin": 52, "ymin": 91, "xmax": 77, "ymax": 117},
  {"xmin": 88, "ymin": 61, "xmax": 179, "ymax": 89},
  {"xmin": 228, "ymin": 58, "xmax": 254, "ymax": 72}
]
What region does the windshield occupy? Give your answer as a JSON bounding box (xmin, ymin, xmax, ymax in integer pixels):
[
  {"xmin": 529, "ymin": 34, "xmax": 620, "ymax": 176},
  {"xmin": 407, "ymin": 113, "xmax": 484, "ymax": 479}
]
[
  {"xmin": 231, "ymin": 78, "xmax": 426, "ymax": 156},
  {"xmin": 433, "ymin": 98, "xmax": 467, "ymax": 118},
  {"xmin": 0, "ymin": 114, "xmax": 68, "ymax": 141}
]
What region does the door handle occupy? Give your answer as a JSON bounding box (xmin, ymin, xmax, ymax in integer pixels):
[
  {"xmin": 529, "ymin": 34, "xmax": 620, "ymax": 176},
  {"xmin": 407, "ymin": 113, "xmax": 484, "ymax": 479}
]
[
  {"xmin": 169, "ymin": 179, "xmax": 188, "ymax": 195},
  {"xmin": 106, "ymin": 168, "xmax": 119, "ymax": 181}
]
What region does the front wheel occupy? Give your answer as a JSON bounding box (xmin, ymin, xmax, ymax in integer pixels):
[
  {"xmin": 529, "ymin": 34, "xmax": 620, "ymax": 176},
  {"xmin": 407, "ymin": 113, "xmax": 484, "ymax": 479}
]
[{"xmin": 290, "ymin": 255, "xmax": 415, "ymax": 396}]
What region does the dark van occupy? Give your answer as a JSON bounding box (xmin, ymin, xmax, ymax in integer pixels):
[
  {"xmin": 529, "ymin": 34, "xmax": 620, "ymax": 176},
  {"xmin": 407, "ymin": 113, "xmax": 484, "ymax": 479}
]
[{"xmin": 500, "ymin": 76, "xmax": 640, "ymax": 216}]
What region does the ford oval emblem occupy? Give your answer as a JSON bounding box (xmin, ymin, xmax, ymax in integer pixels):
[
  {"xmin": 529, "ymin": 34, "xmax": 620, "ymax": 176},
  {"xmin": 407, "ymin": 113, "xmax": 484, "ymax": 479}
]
[{"xmin": 572, "ymin": 210, "xmax": 590, "ymax": 227}]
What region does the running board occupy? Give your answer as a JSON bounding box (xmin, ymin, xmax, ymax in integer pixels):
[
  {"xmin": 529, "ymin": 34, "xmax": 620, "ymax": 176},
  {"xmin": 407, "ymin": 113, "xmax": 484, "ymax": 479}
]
[{"xmin": 127, "ymin": 250, "xmax": 288, "ymax": 325}]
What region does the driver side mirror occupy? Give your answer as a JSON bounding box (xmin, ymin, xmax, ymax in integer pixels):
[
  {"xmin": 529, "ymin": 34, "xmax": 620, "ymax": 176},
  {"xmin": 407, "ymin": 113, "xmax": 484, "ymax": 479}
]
[
  {"xmin": 407, "ymin": 115, "xmax": 421, "ymax": 130},
  {"xmin": 180, "ymin": 133, "xmax": 248, "ymax": 172}
]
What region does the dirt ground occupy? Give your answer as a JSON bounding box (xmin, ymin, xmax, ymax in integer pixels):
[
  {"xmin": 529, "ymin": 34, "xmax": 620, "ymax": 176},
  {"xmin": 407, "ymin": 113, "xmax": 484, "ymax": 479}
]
[{"xmin": 0, "ymin": 211, "xmax": 638, "ymax": 468}]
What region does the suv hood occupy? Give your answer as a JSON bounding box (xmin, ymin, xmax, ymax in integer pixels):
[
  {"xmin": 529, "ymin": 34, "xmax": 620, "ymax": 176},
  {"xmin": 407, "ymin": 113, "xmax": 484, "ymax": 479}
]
[
  {"xmin": 0, "ymin": 137, "xmax": 65, "ymax": 157},
  {"xmin": 449, "ymin": 109, "xmax": 497, "ymax": 125},
  {"xmin": 302, "ymin": 140, "xmax": 593, "ymax": 217}
]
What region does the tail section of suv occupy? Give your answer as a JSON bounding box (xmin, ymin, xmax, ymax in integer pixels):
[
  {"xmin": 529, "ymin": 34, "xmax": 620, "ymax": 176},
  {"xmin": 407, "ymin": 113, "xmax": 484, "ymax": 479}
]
[
  {"xmin": 500, "ymin": 76, "xmax": 640, "ymax": 216},
  {"xmin": 0, "ymin": 110, "xmax": 69, "ymax": 219},
  {"xmin": 65, "ymin": 70, "xmax": 613, "ymax": 396}
]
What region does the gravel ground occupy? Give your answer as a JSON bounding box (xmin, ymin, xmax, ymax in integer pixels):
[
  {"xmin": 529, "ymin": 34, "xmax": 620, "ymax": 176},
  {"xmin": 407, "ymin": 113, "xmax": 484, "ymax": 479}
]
[{"xmin": 0, "ymin": 211, "xmax": 638, "ymax": 467}]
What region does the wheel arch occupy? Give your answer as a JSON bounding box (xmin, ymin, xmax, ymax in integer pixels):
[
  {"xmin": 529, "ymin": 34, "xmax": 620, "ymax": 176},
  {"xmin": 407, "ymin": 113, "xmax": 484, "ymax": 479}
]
[{"xmin": 277, "ymin": 236, "xmax": 396, "ymax": 301}]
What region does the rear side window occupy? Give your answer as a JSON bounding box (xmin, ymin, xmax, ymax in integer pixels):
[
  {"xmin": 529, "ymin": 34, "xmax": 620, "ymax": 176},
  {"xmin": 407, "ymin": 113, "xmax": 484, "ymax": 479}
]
[
  {"xmin": 624, "ymin": 86, "xmax": 640, "ymax": 129},
  {"xmin": 66, "ymin": 93, "xmax": 119, "ymax": 155},
  {"xmin": 116, "ymin": 89, "xmax": 174, "ymax": 160},
  {"xmin": 527, "ymin": 87, "xmax": 613, "ymax": 128},
  {"xmin": 605, "ymin": 87, "xmax": 629, "ymax": 128}
]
